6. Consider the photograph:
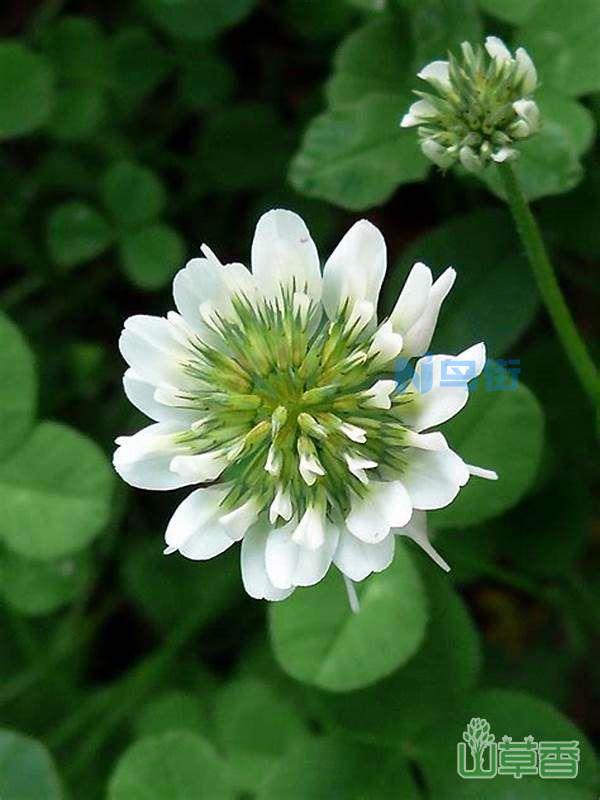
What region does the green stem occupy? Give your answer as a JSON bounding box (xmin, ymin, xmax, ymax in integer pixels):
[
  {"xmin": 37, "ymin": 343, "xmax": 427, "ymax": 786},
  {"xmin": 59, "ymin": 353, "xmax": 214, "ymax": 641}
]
[{"xmin": 498, "ymin": 163, "xmax": 599, "ymax": 411}]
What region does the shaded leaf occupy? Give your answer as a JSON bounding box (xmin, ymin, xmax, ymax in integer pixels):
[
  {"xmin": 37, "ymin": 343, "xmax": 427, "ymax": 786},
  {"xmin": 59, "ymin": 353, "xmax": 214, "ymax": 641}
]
[{"xmin": 0, "ymin": 314, "xmax": 37, "ymax": 461}]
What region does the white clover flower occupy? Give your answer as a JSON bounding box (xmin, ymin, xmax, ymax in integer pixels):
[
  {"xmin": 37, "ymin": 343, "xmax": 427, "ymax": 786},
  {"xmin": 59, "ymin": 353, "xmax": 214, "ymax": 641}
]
[
  {"xmin": 114, "ymin": 210, "xmax": 497, "ymax": 604},
  {"xmin": 401, "ymin": 36, "xmax": 540, "ymax": 173}
]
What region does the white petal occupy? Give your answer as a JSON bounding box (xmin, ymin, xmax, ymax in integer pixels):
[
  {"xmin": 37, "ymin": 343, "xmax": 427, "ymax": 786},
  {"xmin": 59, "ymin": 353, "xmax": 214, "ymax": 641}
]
[
  {"xmin": 346, "ymin": 480, "xmax": 412, "ymax": 543},
  {"xmin": 389, "ymin": 262, "xmax": 433, "ymax": 334},
  {"xmin": 299, "ymin": 452, "xmax": 325, "ymax": 486},
  {"xmin": 515, "ymin": 47, "xmax": 537, "ymax": 94},
  {"xmin": 395, "ymin": 511, "xmax": 450, "ymax": 572},
  {"xmin": 401, "ymin": 267, "xmax": 456, "ymax": 358},
  {"xmin": 362, "ymin": 379, "xmax": 397, "ymax": 409},
  {"xmin": 169, "ymin": 451, "xmax": 228, "ymax": 483},
  {"xmin": 265, "ymin": 520, "xmax": 337, "ymax": 590},
  {"xmin": 123, "ymin": 369, "xmax": 199, "ymax": 424},
  {"xmin": 164, "ymin": 484, "xmax": 232, "ymax": 557},
  {"xmin": 421, "ymin": 138, "xmax": 455, "ymax": 168},
  {"xmin": 241, "ymin": 522, "xmax": 293, "ymax": 601},
  {"xmin": 402, "ymin": 430, "xmax": 448, "ymax": 451},
  {"xmin": 399, "ymin": 343, "xmax": 486, "ymax": 430},
  {"xmin": 491, "ymin": 146, "xmax": 517, "ymax": 163},
  {"xmin": 485, "ymin": 36, "xmax": 512, "ymax": 64},
  {"xmin": 334, "ymin": 526, "xmax": 395, "ymax": 582},
  {"xmin": 401, "ymin": 449, "xmax": 469, "ymax": 510},
  {"xmin": 418, "ymin": 60, "xmax": 450, "ymax": 89},
  {"xmin": 269, "ymin": 485, "xmax": 293, "ymax": 524},
  {"xmin": 291, "ymin": 505, "xmax": 326, "ymax": 550},
  {"xmin": 119, "ymin": 315, "xmax": 194, "ymax": 389},
  {"xmin": 344, "ymin": 454, "xmax": 378, "ymax": 485},
  {"xmin": 322, "ymin": 220, "xmax": 386, "ymax": 320},
  {"xmin": 218, "ymin": 498, "xmax": 260, "ymax": 542},
  {"xmin": 113, "ymin": 421, "xmax": 192, "ymax": 490},
  {"xmin": 468, "ymin": 464, "xmax": 498, "ymax": 480},
  {"xmin": 368, "ymin": 321, "xmax": 404, "ymax": 367},
  {"xmin": 339, "ymin": 422, "xmax": 367, "ymax": 443},
  {"xmin": 251, "ymin": 209, "xmax": 321, "ymax": 303}
]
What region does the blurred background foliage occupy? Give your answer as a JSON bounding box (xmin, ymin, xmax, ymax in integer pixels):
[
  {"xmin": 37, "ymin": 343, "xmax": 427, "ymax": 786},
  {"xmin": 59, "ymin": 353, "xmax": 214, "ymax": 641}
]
[{"xmin": 0, "ymin": 0, "xmax": 598, "ymax": 797}]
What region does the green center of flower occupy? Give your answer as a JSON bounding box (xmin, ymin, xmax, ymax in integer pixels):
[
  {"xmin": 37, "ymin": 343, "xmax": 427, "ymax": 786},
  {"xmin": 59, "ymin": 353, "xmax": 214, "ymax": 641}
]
[{"xmin": 170, "ymin": 289, "xmax": 413, "ymax": 524}]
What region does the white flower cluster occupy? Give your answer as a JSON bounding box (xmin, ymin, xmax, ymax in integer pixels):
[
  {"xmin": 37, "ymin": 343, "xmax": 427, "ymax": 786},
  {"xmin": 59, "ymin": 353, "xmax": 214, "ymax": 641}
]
[
  {"xmin": 114, "ymin": 210, "xmax": 497, "ymax": 602},
  {"xmin": 402, "ymin": 36, "xmax": 539, "ymax": 172}
]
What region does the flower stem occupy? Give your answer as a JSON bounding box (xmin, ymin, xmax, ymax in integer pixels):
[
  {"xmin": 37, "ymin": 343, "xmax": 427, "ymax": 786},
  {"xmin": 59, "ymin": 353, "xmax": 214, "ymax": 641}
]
[{"xmin": 498, "ymin": 163, "xmax": 599, "ymax": 411}]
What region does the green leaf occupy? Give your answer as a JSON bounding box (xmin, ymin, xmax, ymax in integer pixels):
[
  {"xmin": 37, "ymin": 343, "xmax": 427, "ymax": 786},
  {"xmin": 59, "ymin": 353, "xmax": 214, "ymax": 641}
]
[
  {"xmin": 0, "ymin": 43, "xmax": 54, "ymax": 139},
  {"xmin": 135, "ymin": 690, "xmax": 212, "ymax": 739},
  {"xmin": 478, "ymin": 0, "xmax": 542, "ymax": 24},
  {"xmin": 269, "ymin": 543, "xmax": 428, "ymax": 692},
  {"xmin": 417, "ymin": 689, "xmax": 598, "ymax": 798},
  {"xmin": 109, "ymin": 732, "xmax": 234, "ymax": 800},
  {"xmin": 40, "ymin": 16, "xmax": 113, "ymax": 88},
  {"xmin": 111, "ymin": 27, "xmax": 172, "ymax": 107},
  {"xmin": 48, "ymin": 86, "xmax": 105, "ymax": 141},
  {"xmin": 0, "ymin": 314, "xmax": 37, "ymax": 461},
  {"xmin": 213, "ymin": 677, "xmax": 308, "ymax": 792},
  {"xmin": 388, "ymin": 208, "xmax": 539, "ymax": 357},
  {"xmin": 141, "ymin": 0, "xmax": 257, "ymax": 41},
  {"xmin": 481, "ymin": 92, "xmax": 594, "ymax": 201},
  {"xmin": 121, "ymin": 537, "xmax": 241, "ymax": 632},
  {"xmin": 257, "ymin": 737, "xmax": 421, "ymax": 800},
  {"xmin": 290, "ymin": 93, "xmax": 429, "ymax": 211},
  {"xmin": 431, "ymin": 365, "xmax": 545, "ymax": 530},
  {"xmin": 101, "ymin": 161, "xmax": 166, "ymax": 227},
  {"xmin": 0, "ymin": 729, "xmax": 63, "ymax": 800},
  {"xmin": 119, "ymin": 224, "xmax": 185, "ymax": 290},
  {"xmin": 519, "ymin": 0, "xmax": 600, "ymax": 97},
  {"xmin": 198, "ymin": 103, "xmax": 293, "ymax": 192},
  {"xmin": 326, "ymin": 16, "xmax": 412, "ymax": 107},
  {"xmin": 0, "ymin": 548, "xmax": 91, "ymax": 616},
  {"xmin": 47, "ymin": 202, "xmax": 113, "ymax": 268},
  {"xmin": 410, "ymin": 0, "xmax": 483, "ymax": 68},
  {"xmin": 313, "ymin": 561, "xmax": 481, "ymax": 744},
  {"xmin": 0, "ymin": 421, "xmax": 113, "ymax": 560},
  {"xmin": 177, "ymin": 47, "xmax": 234, "ymax": 111}
]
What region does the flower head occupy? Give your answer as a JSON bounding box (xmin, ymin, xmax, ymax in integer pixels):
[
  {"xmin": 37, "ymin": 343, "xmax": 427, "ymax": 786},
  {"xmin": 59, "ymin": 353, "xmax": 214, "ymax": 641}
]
[
  {"xmin": 114, "ymin": 210, "xmax": 497, "ymax": 602},
  {"xmin": 401, "ymin": 36, "xmax": 539, "ymax": 173}
]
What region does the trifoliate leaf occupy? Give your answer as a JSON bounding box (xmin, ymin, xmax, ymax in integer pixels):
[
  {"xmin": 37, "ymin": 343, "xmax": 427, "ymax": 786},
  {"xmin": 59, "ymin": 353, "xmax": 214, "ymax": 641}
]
[
  {"xmin": 108, "ymin": 731, "xmax": 235, "ymax": 800},
  {"xmin": 478, "ymin": 0, "xmax": 542, "ymax": 24},
  {"xmin": 0, "ymin": 729, "xmax": 63, "ymax": 800},
  {"xmin": 141, "ymin": 0, "xmax": 257, "ymax": 42},
  {"xmin": 0, "ymin": 314, "xmax": 37, "ymax": 461},
  {"xmin": 257, "ymin": 737, "xmax": 420, "ymax": 800},
  {"xmin": 0, "ymin": 548, "xmax": 91, "ymax": 616},
  {"xmin": 119, "ymin": 224, "xmax": 185, "ymax": 290},
  {"xmin": 519, "ymin": 0, "xmax": 600, "ymax": 97},
  {"xmin": 101, "ymin": 161, "xmax": 166, "ymax": 228},
  {"xmin": 269, "ymin": 542, "xmax": 428, "ymax": 692},
  {"xmin": 213, "ymin": 677, "xmax": 308, "ymax": 792},
  {"xmin": 313, "ymin": 561, "xmax": 481, "ymax": 743},
  {"xmin": 0, "ymin": 43, "xmax": 54, "ymax": 139},
  {"xmin": 290, "ymin": 93, "xmax": 429, "ymax": 211},
  {"xmin": 431, "ymin": 366, "xmax": 545, "ymax": 530},
  {"xmin": 40, "ymin": 16, "xmax": 113, "ymax": 88},
  {"xmin": 135, "ymin": 690, "xmax": 212, "ymax": 740},
  {"xmin": 417, "ymin": 689, "xmax": 598, "ymax": 798},
  {"xmin": 111, "ymin": 27, "xmax": 172, "ymax": 107},
  {"xmin": 46, "ymin": 202, "xmax": 113, "ymax": 268},
  {"xmin": 326, "ymin": 16, "xmax": 412, "ymax": 107},
  {"xmin": 48, "ymin": 86, "xmax": 105, "ymax": 141},
  {"xmin": 0, "ymin": 421, "xmax": 113, "ymax": 560},
  {"xmin": 389, "ymin": 208, "xmax": 539, "ymax": 357},
  {"xmin": 410, "ymin": 0, "xmax": 483, "ymax": 69}
]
